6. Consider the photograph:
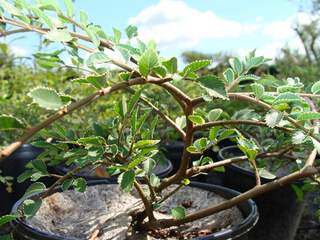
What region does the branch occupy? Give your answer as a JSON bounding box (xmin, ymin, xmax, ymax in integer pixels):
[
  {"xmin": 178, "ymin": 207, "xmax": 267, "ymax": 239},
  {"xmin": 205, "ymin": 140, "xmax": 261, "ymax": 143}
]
[
  {"xmin": 193, "ymin": 120, "xmax": 293, "ymax": 132},
  {"xmin": 134, "ymin": 181, "xmax": 155, "ymax": 222},
  {"xmin": 250, "ymin": 158, "xmax": 261, "ymax": 186},
  {"xmin": 148, "ymin": 164, "xmax": 319, "ymax": 229},
  {"xmin": 0, "ymin": 78, "xmax": 145, "ymax": 161}
]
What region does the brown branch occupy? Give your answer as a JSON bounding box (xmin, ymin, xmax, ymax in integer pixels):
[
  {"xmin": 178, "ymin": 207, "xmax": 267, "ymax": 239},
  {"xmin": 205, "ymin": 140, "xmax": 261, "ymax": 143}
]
[
  {"xmin": 0, "ymin": 78, "xmax": 145, "ymax": 161},
  {"xmin": 147, "ymin": 164, "xmax": 319, "ymax": 229},
  {"xmin": 134, "ymin": 181, "xmax": 155, "ymax": 222},
  {"xmin": 193, "ymin": 120, "xmax": 293, "ymax": 132},
  {"xmin": 250, "ymin": 158, "xmax": 261, "ymax": 186}
]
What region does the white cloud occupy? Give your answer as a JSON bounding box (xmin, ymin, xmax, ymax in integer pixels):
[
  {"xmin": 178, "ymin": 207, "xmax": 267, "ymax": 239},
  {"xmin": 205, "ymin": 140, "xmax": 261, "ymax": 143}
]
[
  {"xmin": 130, "ymin": 0, "xmax": 316, "ymax": 58},
  {"xmin": 129, "ymin": 0, "xmax": 259, "ymax": 50}
]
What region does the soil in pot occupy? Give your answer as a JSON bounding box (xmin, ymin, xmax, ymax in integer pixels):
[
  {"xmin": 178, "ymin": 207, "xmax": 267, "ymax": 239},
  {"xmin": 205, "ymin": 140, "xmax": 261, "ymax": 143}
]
[
  {"xmin": 217, "ymin": 145, "xmax": 306, "ymax": 240},
  {"xmin": 12, "ymin": 182, "xmax": 258, "ymax": 240}
]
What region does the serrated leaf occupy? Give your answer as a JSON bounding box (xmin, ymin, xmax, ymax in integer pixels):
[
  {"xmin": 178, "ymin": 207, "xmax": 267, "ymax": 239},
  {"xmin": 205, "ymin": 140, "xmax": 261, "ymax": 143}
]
[
  {"xmin": 246, "ymin": 56, "xmax": 265, "ymax": 69},
  {"xmin": 223, "ymin": 68, "xmax": 234, "ymax": 84},
  {"xmin": 296, "ymin": 112, "xmax": 320, "ymax": 121},
  {"xmin": 44, "ymin": 29, "xmax": 72, "ymax": 42},
  {"xmin": 23, "ymin": 199, "xmax": 42, "ymax": 218},
  {"xmin": 162, "ymin": 57, "xmax": 178, "ymax": 74},
  {"xmin": 188, "ymin": 115, "xmax": 205, "ymax": 125},
  {"xmin": 138, "ymin": 48, "xmax": 158, "ymax": 77},
  {"xmin": 229, "ymin": 57, "xmax": 243, "ymax": 75},
  {"xmin": 23, "ymin": 182, "xmax": 46, "ymax": 198},
  {"xmin": 0, "ymin": 115, "xmax": 25, "ymax": 130},
  {"xmin": 209, "ymin": 126, "xmax": 221, "ymax": 140},
  {"xmin": 171, "ymin": 206, "xmax": 186, "ymax": 220},
  {"xmin": 197, "ymin": 75, "xmax": 227, "ymax": 100},
  {"xmin": 31, "ymin": 160, "xmax": 48, "ymax": 174},
  {"xmin": 73, "ymin": 177, "xmax": 86, "ymax": 192},
  {"xmin": 62, "ymin": 178, "xmax": 74, "ymax": 191},
  {"xmin": 119, "ymin": 170, "xmax": 135, "ymax": 192},
  {"xmin": 265, "ymin": 110, "xmax": 283, "ymax": 128},
  {"xmin": 273, "ymin": 92, "xmax": 302, "ymax": 106},
  {"xmin": 86, "ymin": 51, "xmax": 110, "ymax": 66},
  {"xmin": 28, "ymin": 87, "xmax": 64, "ymax": 110},
  {"xmin": 153, "ymin": 66, "xmax": 167, "ymax": 78},
  {"xmin": 133, "ymin": 140, "xmax": 160, "ymax": 149},
  {"xmin": 311, "ymin": 81, "xmax": 320, "ymax": 94},
  {"xmin": 251, "ymin": 83, "xmax": 264, "ymax": 99},
  {"xmin": 182, "ymin": 60, "xmax": 211, "ymax": 76},
  {"xmin": 237, "ymin": 137, "xmax": 258, "ymax": 161},
  {"xmin": 125, "ymin": 25, "xmax": 138, "ymax": 39},
  {"xmin": 238, "ymin": 74, "xmax": 260, "ymax": 82},
  {"xmin": 208, "ymin": 109, "xmax": 223, "ymax": 121},
  {"xmin": 0, "ymin": 215, "xmax": 17, "ymax": 226},
  {"xmin": 72, "ymin": 74, "xmax": 106, "ymax": 89}
]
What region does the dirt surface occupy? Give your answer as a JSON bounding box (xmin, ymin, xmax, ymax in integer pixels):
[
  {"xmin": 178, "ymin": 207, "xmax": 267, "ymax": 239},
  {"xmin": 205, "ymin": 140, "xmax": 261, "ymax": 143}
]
[{"xmin": 26, "ymin": 184, "xmax": 244, "ymax": 240}]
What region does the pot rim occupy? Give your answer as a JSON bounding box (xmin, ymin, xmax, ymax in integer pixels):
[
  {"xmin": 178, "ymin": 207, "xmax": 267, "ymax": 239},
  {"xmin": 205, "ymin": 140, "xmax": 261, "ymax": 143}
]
[{"xmin": 11, "ymin": 180, "xmax": 258, "ymax": 240}]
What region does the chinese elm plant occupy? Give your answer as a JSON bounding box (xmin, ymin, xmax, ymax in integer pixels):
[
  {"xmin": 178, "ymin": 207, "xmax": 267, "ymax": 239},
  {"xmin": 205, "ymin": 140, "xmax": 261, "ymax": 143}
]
[{"xmin": 0, "ymin": 0, "xmax": 320, "ymax": 233}]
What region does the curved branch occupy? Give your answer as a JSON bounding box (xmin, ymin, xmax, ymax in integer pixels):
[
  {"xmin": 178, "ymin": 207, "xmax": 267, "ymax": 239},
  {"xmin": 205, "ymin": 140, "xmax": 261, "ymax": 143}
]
[{"xmin": 0, "ymin": 78, "xmax": 145, "ymax": 161}]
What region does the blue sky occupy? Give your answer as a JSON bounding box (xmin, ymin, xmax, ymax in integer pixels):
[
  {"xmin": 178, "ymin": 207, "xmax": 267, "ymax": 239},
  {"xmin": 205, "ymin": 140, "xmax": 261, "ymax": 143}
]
[{"xmin": 3, "ymin": 0, "xmax": 313, "ymax": 60}]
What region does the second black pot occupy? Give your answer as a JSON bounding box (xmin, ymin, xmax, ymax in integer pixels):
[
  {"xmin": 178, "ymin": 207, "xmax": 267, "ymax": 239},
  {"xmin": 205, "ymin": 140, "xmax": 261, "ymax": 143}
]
[{"xmin": 217, "ymin": 145, "xmax": 306, "ymax": 240}]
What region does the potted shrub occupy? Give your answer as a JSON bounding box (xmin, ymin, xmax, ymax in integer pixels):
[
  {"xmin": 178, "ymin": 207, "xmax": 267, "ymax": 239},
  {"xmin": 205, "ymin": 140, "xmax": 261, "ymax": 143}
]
[{"xmin": 0, "ymin": 1, "xmax": 320, "ymax": 239}]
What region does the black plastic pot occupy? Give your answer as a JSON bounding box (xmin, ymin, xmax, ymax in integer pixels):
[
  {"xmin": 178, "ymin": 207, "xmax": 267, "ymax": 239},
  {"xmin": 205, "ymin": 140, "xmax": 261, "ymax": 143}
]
[
  {"xmin": 0, "ymin": 144, "xmax": 46, "ymax": 217},
  {"xmin": 52, "ymin": 157, "xmax": 173, "ymax": 181},
  {"xmin": 218, "ymin": 145, "xmax": 306, "ymax": 240},
  {"xmin": 11, "ymin": 180, "xmax": 258, "ymax": 240}
]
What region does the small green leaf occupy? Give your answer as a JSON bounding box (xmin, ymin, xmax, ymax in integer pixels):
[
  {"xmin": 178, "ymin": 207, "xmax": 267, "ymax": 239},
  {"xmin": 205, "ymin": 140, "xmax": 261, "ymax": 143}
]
[
  {"xmin": 273, "ymin": 93, "xmax": 302, "ymax": 105},
  {"xmin": 197, "ymin": 75, "xmax": 227, "ymax": 100},
  {"xmin": 0, "ymin": 215, "xmax": 17, "ymax": 226},
  {"xmin": 207, "ymin": 109, "xmax": 223, "ymax": 121},
  {"xmin": 30, "ymin": 7, "xmax": 54, "ymax": 29},
  {"xmin": 223, "ymin": 68, "xmax": 234, "ymax": 84},
  {"xmin": 251, "ymin": 83, "xmax": 264, "ymax": 99},
  {"xmin": 133, "ymin": 140, "xmax": 160, "ymax": 149},
  {"xmin": 31, "ymin": 160, "xmax": 48, "ymax": 174},
  {"xmin": 150, "ymin": 173, "xmax": 160, "ymax": 187},
  {"xmin": 229, "ymin": 57, "xmax": 243, "ymax": 75},
  {"xmin": 112, "ymin": 28, "xmax": 122, "ymax": 44},
  {"xmin": 237, "ymin": 137, "xmax": 258, "ymax": 161},
  {"xmin": 292, "ymin": 184, "xmax": 304, "ymax": 202},
  {"xmin": 0, "ymin": 0, "xmax": 21, "ymax": 16},
  {"xmin": 119, "ymin": 170, "xmax": 135, "ymax": 192},
  {"xmin": 265, "ymin": 110, "xmax": 283, "ymax": 128},
  {"xmin": 86, "ymin": 52, "xmax": 110, "ymax": 66},
  {"xmin": 64, "ymin": 0, "xmax": 74, "ymax": 17},
  {"xmin": 311, "ymin": 81, "xmax": 320, "ymax": 94},
  {"xmin": 23, "ymin": 182, "xmax": 46, "ymax": 198},
  {"xmin": 171, "ymin": 206, "xmax": 186, "ymax": 220},
  {"xmin": 296, "ymin": 112, "xmax": 320, "ymax": 121},
  {"xmin": 62, "ymin": 178, "xmax": 74, "ymax": 191},
  {"xmin": 162, "ymin": 57, "xmax": 178, "ymax": 74},
  {"xmin": 0, "ymin": 115, "xmax": 25, "ymax": 130},
  {"xmin": 44, "ymin": 29, "xmax": 72, "ymax": 42},
  {"xmin": 188, "ymin": 115, "xmax": 205, "ymax": 125},
  {"xmin": 138, "ymin": 48, "xmax": 159, "ymax": 77},
  {"xmin": 72, "ymin": 74, "xmax": 106, "ymax": 89},
  {"xmin": 23, "ymin": 199, "xmax": 42, "ymax": 218},
  {"xmin": 175, "ymin": 116, "xmax": 186, "ymax": 129},
  {"xmin": 77, "ymin": 136, "xmax": 106, "ymax": 145},
  {"xmin": 79, "ymin": 10, "xmax": 88, "ymax": 26},
  {"xmin": 73, "ymin": 177, "xmax": 87, "ymax": 192},
  {"xmin": 182, "ymin": 60, "xmax": 211, "ymax": 76},
  {"xmin": 238, "ymin": 74, "xmax": 260, "ymax": 82},
  {"xmin": 125, "ymin": 25, "xmax": 138, "ymax": 39},
  {"xmin": 209, "ymin": 126, "xmax": 221, "ymax": 141},
  {"xmin": 246, "ymin": 56, "xmax": 265, "ymax": 69},
  {"xmin": 213, "ymin": 166, "xmax": 225, "ymax": 173},
  {"xmin": 85, "ymin": 25, "xmax": 100, "ymax": 48},
  {"xmin": 28, "ymin": 87, "xmax": 64, "ymax": 110}
]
